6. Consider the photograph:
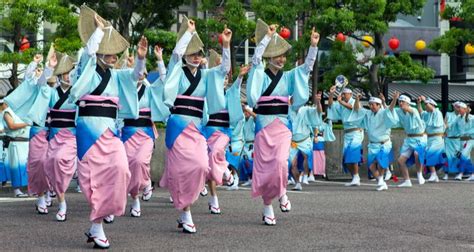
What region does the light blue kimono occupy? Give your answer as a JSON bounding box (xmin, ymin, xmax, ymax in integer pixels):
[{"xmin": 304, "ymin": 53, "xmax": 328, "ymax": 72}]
[
  {"xmin": 458, "ymin": 114, "xmax": 473, "ymax": 174},
  {"xmin": 240, "ymin": 116, "xmax": 255, "ymax": 180},
  {"xmin": 421, "ymin": 108, "xmax": 446, "ymax": 167},
  {"xmin": 328, "ymin": 98, "xmax": 364, "ymax": 166},
  {"xmin": 387, "ymin": 107, "xmax": 427, "ymax": 167},
  {"xmin": 49, "ymin": 86, "xmax": 77, "ymax": 140},
  {"xmin": 70, "ymin": 49, "xmax": 140, "ymax": 160},
  {"xmin": 288, "ymin": 106, "xmax": 322, "ymax": 165},
  {"xmin": 163, "ymin": 53, "xmax": 228, "ymax": 149},
  {"xmin": 348, "ymin": 107, "xmax": 395, "ymax": 169},
  {"xmin": 444, "ymin": 112, "xmax": 462, "ymax": 173},
  {"xmin": 3, "ymin": 107, "xmax": 29, "ymax": 187}
]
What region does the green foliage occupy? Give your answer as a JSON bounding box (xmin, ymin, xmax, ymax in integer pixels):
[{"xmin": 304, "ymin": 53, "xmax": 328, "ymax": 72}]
[
  {"xmin": 143, "ymin": 29, "xmax": 177, "ymax": 71},
  {"xmin": 378, "ymin": 51, "xmax": 435, "ymax": 83},
  {"xmin": 319, "ymin": 41, "xmax": 359, "ymax": 89},
  {"xmin": 430, "ymin": 0, "xmax": 474, "ymax": 55}
]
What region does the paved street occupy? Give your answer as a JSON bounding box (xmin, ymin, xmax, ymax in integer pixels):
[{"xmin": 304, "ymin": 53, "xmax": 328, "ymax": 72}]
[{"xmin": 0, "ymin": 179, "xmax": 473, "ymax": 251}]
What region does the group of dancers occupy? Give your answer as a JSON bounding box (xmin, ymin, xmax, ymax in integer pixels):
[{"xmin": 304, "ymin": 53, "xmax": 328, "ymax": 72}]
[{"xmin": 0, "ymin": 5, "xmax": 472, "ymax": 249}]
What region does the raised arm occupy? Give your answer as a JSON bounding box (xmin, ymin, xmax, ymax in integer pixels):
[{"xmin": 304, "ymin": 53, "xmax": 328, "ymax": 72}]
[
  {"xmin": 154, "ymin": 45, "xmax": 167, "ymax": 81},
  {"xmin": 416, "ymin": 96, "xmax": 423, "ymax": 114},
  {"xmin": 328, "ymin": 85, "xmax": 336, "ymax": 107},
  {"xmin": 302, "ymin": 27, "xmax": 320, "ymax": 73},
  {"xmin": 354, "ymin": 93, "xmax": 361, "ymax": 111},
  {"xmin": 169, "ymin": 19, "xmax": 195, "ymax": 71},
  {"xmin": 37, "ymin": 53, "xmax": 57, "ymax": 86},
  {"xmin": 389, "ymin": 91, "xmax": 400, "ymax": 111},
  {"xmin": 219, "ymin": 26, "xmax": 232, "ymax": 75},
  {"xmin": 132, "ymin": 36, "xmax": 148, "ymax": 81},
  {"xmin": 315, "ymin": 92, "xmax": 323, "ymax": 113},
  {"xmin": 252, "ymin": 24, "xmax": 276, "ymax": 66}
]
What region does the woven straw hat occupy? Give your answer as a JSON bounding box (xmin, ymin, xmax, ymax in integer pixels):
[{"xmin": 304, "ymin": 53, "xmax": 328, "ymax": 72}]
[
  {"xmin": 208, "ymin": 49, "xmax": 221, "ymax": 68},
  {"xmin": 114, "ymin": 48, "xmax": 130, "ymax": 69},
  {"xmin": 255, "ymin": 19, "xmax": 291, "ymax": 58},
  {"xmin": 47, "ymin": 76, "xmax": 57, "ymax": 85},
  {"xmin": 54, "ymin": 53, "xmax": 75, "ymax": 76},
  {"xmin": 176, "ymin": 15, "xmax": 204, "ymax": 56},
  {"xmin": 78, "ymin": 5, "xmax": 129, "ymax": 55}
]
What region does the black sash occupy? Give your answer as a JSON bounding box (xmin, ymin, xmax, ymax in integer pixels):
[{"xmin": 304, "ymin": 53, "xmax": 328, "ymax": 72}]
[
  {"xmin": 78, "ymin": 99, "xmax": 117, "ymax": 119},
  {"xmin": 182, "ymin": 67, "xmax": 201, "ymax": 96},
  {"xmin": 90, "ymin": 65, "xmax": 111, "ymax": 96},
  {"xmin": 171, "ymin": 97, "xmax": 204, "ymax": 118},
  {"xmin": 124, "ymin": 111, "xmax": 152, "ymax": 127},
  {"xmin": 53, "ymin": 87, "xmax": 71, "ymax": 109},
  {"xmin": 138, "ymin": 84, "xmax": 146, "ymax": 101},
  {"xmin": 262, "ymin": 68, "xmax": 283, "ymax": 96},
  {"xmin": 207, "ymin": 112, "xmax": 230, "ymax": 127}
]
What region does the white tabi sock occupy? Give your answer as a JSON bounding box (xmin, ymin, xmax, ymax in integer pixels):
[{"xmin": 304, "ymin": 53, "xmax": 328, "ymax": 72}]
[
  {"xmin": 90, "ymin": 222, "xmax": 105, "ymax": 238},
  {"xmin": 353, "ymin": 174, "xmax": 360, "ymax": 179},
  {"xmin": 279, "ymin": 194, "xmax": 288, "ymax": 205},
  {"xmin": 208, "ymin": 195, "xmax": 219, "ymax": 207},
  {"xmin": 37, "ymin": 195, "xmax": 46, "ymax": 207},
  {"xmin": 377, "ymin": 176, "xmax": 383, "ymax": 184},
  {"xmin": 59, "ymin": 201, "xmax": 67, "ymax": 212},
  {"xmin": 223, "ymin": 169, "xmax": 231, "ymax": 180},
  {"xmin": 234, "ymin": 174, "xmax": 239, "ymax": 185},
  {"xmin": 180, "ymin": 210, "xmax": 193, "ymax": 224},
  {"xmin": 263, "ymin": 205, "xmax": 274, "ymax": 217},
  {"xmin": 132, "ymin": 198, "xmax": 140, "ymax": 211}
]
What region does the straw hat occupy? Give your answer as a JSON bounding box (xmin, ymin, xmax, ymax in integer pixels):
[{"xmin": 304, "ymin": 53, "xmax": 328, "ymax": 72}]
[
  {"xmin": 114, "ymin": 48, "xmax": 130, "ymax": 69},
  {"xmin": 176, "ymin": 15, "xmax": 204, "ymax": 56},
  {"xmin": 54, "ymin": 52, "xmax": 75, "ymax": 76},
  {"xmin": 208, "ymin": 49, "xmax": 221, "ymax": 68},
  {"xmin": 255, "ymin": 19, "xmax": 291, "ymax": 58},
  {"xmin": 78, "ymin": 5, "xmax": 129, "ymax": 55}
]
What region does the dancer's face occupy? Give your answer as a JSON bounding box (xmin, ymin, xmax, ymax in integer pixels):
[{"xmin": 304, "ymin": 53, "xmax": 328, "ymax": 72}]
[
  {"xmin": 343, "ymin": 93, "xmax": 352, "ymax": 102},
  {"xmin": 185, "ymin": 52, "xmax": 203, "ymax": 67},
  {"xmin": 103, "ymin": 54, "xmax": 118, "ymax": 65},
  {"xmin": 270, "ymin": 54, "xmax": 286, "ymax": 69},
  {"xmin": 369, "ymin": 102, "xmax": 381, "ymax": 113},
  {"xmin": 425, "ymin": 103, "xmax": 434, "ymax": 112}
]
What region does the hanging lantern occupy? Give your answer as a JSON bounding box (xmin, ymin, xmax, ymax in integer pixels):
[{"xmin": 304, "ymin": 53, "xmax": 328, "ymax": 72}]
[
  {"xmin": 465, "ymin": 43, "xmax": 474, "ymax": 55},
  {"xmin": 336, "ymin": 32, "xmax": 346, "ymax": 42},
  {"xmin": 388, "ymin": 36, "xmax": 400, "ymax": 51},
  {"xmin": 19, "ymin": 36, "xmax": 30, "ymax": 52},
  {"xmin": 279, "ymin": 27, "xmax": 291, "ymax": 40},
  {"xmin": 415, "ymin": 39, "xmax": 426, "ymax": 51},
  {"xmin": 362, "ymin": 35, "xmax": 373, "ymax": 48}
]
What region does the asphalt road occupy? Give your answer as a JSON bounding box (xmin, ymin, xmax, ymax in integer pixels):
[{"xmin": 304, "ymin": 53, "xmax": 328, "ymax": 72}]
[{"xmin": 0, "ymin": 179, "xmax": 473, "ymax": 251}]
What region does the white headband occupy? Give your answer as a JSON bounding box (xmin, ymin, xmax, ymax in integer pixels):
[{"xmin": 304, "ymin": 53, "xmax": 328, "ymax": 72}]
[
  {"xmin": 369, "ymin": 97, "xmax": 382, "ymax": 104},
  {"xmin": 424, "ymin": 98, "xmax": 437, "ymax": 106},
  {"xmin": 457, "ymin": 102, "xmax": 467, "ymax": 109},
  {"xmin": 342, "ymin": 88, "xmax": 352, "ymax": 94},
  {"xmin": 398, "ymin": 95, "xmax": 411, "ymax": 104},
  {"xmin": 0, "ymin": 99, "xmax": 4, "ymax": 103}
]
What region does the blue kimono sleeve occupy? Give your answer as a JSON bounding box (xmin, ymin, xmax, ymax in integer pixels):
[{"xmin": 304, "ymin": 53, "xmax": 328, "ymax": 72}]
[
  {"xmin": 114, "ymin": 69, "xmax": 139, "ymax": 119},
  {"xmin": 204, "ymin": 66, "xmax": 226, "ymax": 115},
  {"xmin": 323, "ymin": 121, "xmax": 336, "ymax": 142},
  {"xmin": 286, "ymin": 64, "xmax": 310, "ymax": 111},
  {"xmin": 226, "ymin": 78, "xmax": 244, "ymax": 128},
  {"xmin": 163, "ymin": 59, "xmax": 184, "ymax": 108},
  {"xmin": 149, "ymin": 80, "xmax": 171, "ymax": 122},
  {"xmin": 4, "ymin": 77, "xmax": 37, "ymax": 113},
  {"xmin": 305, "ymin": 107, "xmax": 323, "ymax": 128},
  {"xmin": 246, "ymin": 63, "xmax": 265, "ymax": 108},
  {"xmin": 346, "ymin": 108, "xmax": 369, "ymax": 128},
  {"xmin": 385, "ymin": 108, "xmax": 401, "ymax": 128},
  {"xmin": 327, "ymin": 102, "xmax": 342, "ymax": 121},
  {"xmin": 26, "ymin": 85, "xmax": 52, "ymax": 126},
  {"xmin": 69, "ymin": 56, "xmax": 98, "ymax": 103}
]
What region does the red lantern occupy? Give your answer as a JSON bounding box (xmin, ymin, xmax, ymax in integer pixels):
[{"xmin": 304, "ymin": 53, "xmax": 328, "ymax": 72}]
[
  {"xmin": 388, "ymin": 36, "xmax": 399, "ymax": 51},
  {"xmin": 19, "ymin": 36, "xmax": 30, "ymax": 52},
  {"xmin": 336, "ymin": 32, "xmax": 346, "ymax": 42},
  {"xmin": 279, "ymin": 27, "xmax": 291, "ymax": 40},
  {"xmin": 218, "ymin": 34, "xmax": 223, "ymax": 45}
]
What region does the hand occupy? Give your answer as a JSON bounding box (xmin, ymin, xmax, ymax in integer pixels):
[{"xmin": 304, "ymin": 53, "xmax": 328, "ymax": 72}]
[
  {"xmin": 154, "ymin": 45, "xmax": 163, "ymax": 61},
  {"xmin": 310, "ymin": 27, "xmax": 320, "ymax": 47},
  {"xmin": 329, "ymin": 85, "xmax": 336, "ymax": 94},
  {"xmin": 420, "ymin": 95, "xmax": 426, "ymax": 101},
  {"xmin": 378, "ymin": 93, "xmax": 385, "ymax": 103},
  {"xmin": 94, "ymin": 14, "xmax": 105, "ymax": 30},
  {"xmin": 127, "ymin": 55, "xmax": 134, "ymax": 68},
  {"xmin": 48, "ymin": 52, "xmax": 57, "ymax": 68},
  {"xmin": 221, "ymin": 25, "xmax": 232, "ymax": 48},
  {"xmin": 34, "ymin": 68, "xmax": 43, "ymax": 78},
  {"xmin": 137, "ymin": 36, "xmax": 148, "ymax": 60},
  {"xmin": 337, "ymin": 95, "xmax": 342, "ymax": 103},
  {"xmin": 239, "ymin": 64, "xmax": 250, "ymax": 77},
  {"xmin": 200, "ymin": 58, "xmax": 207, "ymax": 66},
  {"xmin": 33, "ymin": 54, "xmax": 43, "ymax": 64},
  {"xmin": 187, "ymin": 19, "xmax": 196, "ymax": 33},
  {"xmin": 416, "ymin": 97, "xmax": 422, "ymax": 104},
  {"xmin": 315, "ymin": 92, "xmax": 322, "ymax": 102},
  {"xmin": 267, "ymin": 24, "xmax": 278, "ymax": 37},
  {"xmin": 356, "ymin": 93, "xmax": 362, "ymax": 100},
  {"xmin": 393, "ymin": 91, "xmax": 400, "ymax": 101}
]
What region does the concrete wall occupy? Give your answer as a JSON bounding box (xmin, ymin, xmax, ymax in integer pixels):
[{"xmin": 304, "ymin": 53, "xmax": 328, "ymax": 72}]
[{"xmin": 150, "ymin": 129, "xmax": 474, "ymax": 182}]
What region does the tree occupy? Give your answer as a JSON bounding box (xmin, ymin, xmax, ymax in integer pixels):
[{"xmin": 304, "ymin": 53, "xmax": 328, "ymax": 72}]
[
  {"xmin": 0, "ymin": 0, "xmax": 79, "ymax": 88},
  {"xmin": 65, "ymin": 0, "xmax": 186, "ymax": 42},
  {"xmin": 306, "ymin": 0, "xmax": 434, "ymax": 96},
  {"xmin": 429, "ymin": 1, "xmax": 474, "ymax": 57}
]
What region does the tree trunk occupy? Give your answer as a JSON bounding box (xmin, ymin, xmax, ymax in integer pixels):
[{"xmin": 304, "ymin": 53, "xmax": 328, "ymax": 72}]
[
  {"xmin": 9, "ymin": 23, "xmax": 22, "ymax": 89},
  {"xmin": 368, "ymin": 32, "xmax": 385, "ymax": 96}
]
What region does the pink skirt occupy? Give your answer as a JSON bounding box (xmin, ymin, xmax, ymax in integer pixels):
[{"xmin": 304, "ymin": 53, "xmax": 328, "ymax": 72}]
[
  {"xmin": 251, "ymin": 119, "xmax": 291, "ymax": 205},
  {"xmin": 206, "ymin": 131, "xmax": 230, "ymax": 185},
  {"xmin": 46, "ymin": 129, "xmax": 77, "ymax": 195},
  {"xmin": 27, "ymin": 131, "xmax": 49, "ymax": 195},
  {"xmin": 160, "ymin": 124, "xmax": 209, "ymax": 210},
  {"xmin": 124, "ymin": 129, "xmax": 154, "ymax": 198},
  {"xmin": 312, "ymin": 150, "xmax": 326, "ymax": 176},
  {"xmin": 77, "ymin": 129, "xmax": 131, "ymax": 221}
]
